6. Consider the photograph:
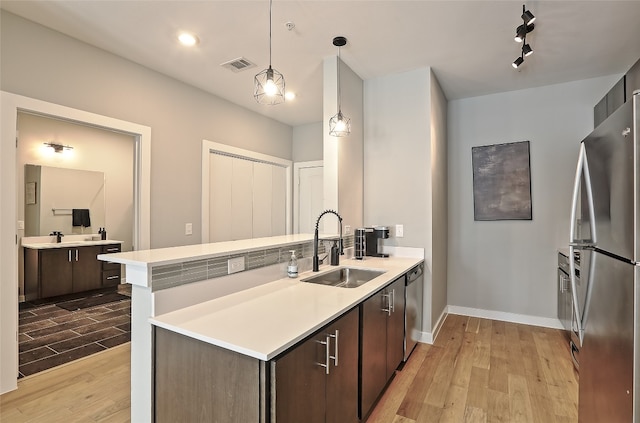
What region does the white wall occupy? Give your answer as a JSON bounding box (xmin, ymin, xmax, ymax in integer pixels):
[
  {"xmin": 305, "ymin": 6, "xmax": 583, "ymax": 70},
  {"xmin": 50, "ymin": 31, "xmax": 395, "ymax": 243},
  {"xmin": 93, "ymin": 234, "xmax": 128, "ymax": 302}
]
[
  {"xmin": 447, "ymin": 74, "xmax": 620, "ymax": 320},
  {"xmin": 1, "ymin": 11, "xmax": 293, "ymax": 249},
  {"xmin": 429, "ymin": 72, "xmax": 448, "ymax": 330},
  {"xmin": 323, "ymin": 56, "xmax": 364, "ymax": 232},
  {"xmin": 364, "ymin": 67, "xmax": 448, "ymax": 335},
  {"xmin": 292, "ymin": 122, "xmax": 323, "ymax": 162}
]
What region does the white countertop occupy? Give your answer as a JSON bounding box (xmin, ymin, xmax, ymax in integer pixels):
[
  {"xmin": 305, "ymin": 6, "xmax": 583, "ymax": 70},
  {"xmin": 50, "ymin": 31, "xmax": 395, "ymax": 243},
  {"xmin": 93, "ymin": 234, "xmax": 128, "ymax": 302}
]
[
  {"xmin": 98, "ymin": 234, "xmax": 335, "ymax": 268},
  {"xmin": 22, "ymin": 239, "xmax": 123, "ymax": 249},
  {"xmin": 150, "ymin": 256, "xmax": 423, "ymax": 361}
]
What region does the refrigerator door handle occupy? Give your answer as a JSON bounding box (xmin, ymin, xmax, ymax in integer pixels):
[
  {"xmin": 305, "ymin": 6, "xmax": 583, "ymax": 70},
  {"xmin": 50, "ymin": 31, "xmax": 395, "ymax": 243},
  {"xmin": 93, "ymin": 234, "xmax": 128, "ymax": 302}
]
[
  {"xmin": 569, "ymin": 143, "xmax": 597, "ymax": 247},
  {"xmin": 569, "ymin": 144, "xmax": 597, "ymax": 343}
]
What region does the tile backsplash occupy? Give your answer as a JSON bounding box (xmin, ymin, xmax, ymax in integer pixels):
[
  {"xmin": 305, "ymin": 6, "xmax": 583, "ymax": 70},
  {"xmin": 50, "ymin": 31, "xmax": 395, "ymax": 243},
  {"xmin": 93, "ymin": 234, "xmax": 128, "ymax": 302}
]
[{"xmin": 151, "ymin": 236, "xmax": 353, "ymax": 292}]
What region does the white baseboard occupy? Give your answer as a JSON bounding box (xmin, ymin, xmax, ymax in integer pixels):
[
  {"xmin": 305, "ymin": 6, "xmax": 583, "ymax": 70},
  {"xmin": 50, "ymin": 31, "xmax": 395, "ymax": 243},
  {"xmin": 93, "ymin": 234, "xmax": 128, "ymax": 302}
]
[
  {"xmin": 447, "ymin": 305, "xmax": 563, "ymax": 329},
  {"xmin": 419, "ymin": 307, "xmax": 448, "ymax": 345}
]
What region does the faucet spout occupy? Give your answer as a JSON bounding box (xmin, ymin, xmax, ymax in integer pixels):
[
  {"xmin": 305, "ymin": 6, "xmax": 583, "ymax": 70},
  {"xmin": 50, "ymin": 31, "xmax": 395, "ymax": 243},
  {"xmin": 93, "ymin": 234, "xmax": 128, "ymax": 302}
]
[{"xmin": 313, "ymin": 209, "xmax": 344, "ymax": 272}]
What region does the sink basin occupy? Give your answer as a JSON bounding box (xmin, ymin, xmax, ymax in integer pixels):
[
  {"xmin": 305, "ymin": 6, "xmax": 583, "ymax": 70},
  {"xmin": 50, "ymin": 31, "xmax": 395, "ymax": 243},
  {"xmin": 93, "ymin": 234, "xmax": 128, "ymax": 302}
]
[{"xmin": 301, "ymin": 267, "xmax": 386, "ymax": 288}]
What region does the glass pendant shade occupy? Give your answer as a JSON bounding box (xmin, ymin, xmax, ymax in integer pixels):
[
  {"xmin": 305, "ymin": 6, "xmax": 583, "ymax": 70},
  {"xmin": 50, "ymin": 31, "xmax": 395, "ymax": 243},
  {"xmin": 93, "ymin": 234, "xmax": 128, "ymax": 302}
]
[
  {"xmin": 329, "ymin": 111, "xmax": 351, "ymax": 137},
  {"xmin": 254, "ymin": 66, "xmax": 285, "ymax": 105}
]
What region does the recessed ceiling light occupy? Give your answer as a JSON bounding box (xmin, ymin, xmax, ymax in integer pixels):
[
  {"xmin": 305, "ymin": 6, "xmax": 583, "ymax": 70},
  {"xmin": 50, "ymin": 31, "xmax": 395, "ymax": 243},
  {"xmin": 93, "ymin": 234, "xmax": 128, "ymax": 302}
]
[
  {"xmin": 285, "ymin": 92, "xmax": 296, "ymax": 101},
  {"xmin": 178, "ymin": 32, "xmax": 199, "ymax": 47}
]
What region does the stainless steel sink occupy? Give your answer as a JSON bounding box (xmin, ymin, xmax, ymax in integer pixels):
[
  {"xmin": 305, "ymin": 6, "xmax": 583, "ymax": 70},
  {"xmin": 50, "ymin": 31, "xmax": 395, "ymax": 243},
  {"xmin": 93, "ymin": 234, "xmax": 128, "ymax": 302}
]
[{"xmin": 301, "ymin": 267, "xmax": 386, "ymax": 288}]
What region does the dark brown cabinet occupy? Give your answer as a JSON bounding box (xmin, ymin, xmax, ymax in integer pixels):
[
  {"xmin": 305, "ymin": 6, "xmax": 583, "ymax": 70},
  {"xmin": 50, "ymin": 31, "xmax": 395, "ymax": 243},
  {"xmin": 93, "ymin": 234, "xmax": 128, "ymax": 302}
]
[
  {"xmin": 360, "ymin": 276, "xmax": 406, "ymax": 419},
  {"xmin": 100, "ymin": 244, "xmax": 122, "ymax": 287},
  {"xmin": 271, "ymin": 307, "xmax": 359, "ymax": 423},
  {"xmin": 24, "ymin": 243, "xmax": 121, "ymax": 299},
  {"xmin": 38, "ymin": 248, "xmax": 74, "ymax": 298}
]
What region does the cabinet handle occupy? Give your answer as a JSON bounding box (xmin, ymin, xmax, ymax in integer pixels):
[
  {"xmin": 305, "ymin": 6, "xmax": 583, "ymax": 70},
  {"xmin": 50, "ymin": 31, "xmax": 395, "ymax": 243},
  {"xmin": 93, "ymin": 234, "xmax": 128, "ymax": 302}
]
[
  {"xmin": 390, "ymin": 289, "xmax": 395, "ymax": 313},
  {"xmin": 316, "ymin": 336, "xmax": 330, "ymax": 375},
  {"xmin": 106, "ymin": 276, "xmax": 120, "ymax": 280},
  {"xmin": 381, "ymin": 292, "xmax": 392, "ymax": 316},
  {"xmin": 68, "ymin": 250, "xmax": 72, "ymax": 262},
  {"xmin": 75, "ymin": 249, "xmax": 79, "ymax": 262},
  {"xmin": 329, "ymin": 329, "xmax": 339, "ymax": 367},
  {"xmin": 106, "ymin": 248, "xmax": 120, "ymax": 252}
]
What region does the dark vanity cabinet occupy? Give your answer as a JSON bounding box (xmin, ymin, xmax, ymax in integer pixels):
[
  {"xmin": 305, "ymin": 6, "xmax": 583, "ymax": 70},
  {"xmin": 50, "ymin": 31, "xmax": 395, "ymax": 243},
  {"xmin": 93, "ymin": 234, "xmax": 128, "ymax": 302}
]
[
  {"xmin": 24, "ymin": 243, "xmax": 122, "ymax": 300},
  {"xmin": 100, "ymin": 244, "xmax": 122, "ymax": 287}
]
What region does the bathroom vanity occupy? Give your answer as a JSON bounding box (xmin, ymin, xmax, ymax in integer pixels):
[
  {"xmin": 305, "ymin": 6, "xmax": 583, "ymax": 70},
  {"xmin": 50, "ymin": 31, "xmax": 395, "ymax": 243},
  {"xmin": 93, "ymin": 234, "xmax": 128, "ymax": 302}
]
[{"xmin": 23, "ymin": 237, "xmax": 122, "ymax": 300}]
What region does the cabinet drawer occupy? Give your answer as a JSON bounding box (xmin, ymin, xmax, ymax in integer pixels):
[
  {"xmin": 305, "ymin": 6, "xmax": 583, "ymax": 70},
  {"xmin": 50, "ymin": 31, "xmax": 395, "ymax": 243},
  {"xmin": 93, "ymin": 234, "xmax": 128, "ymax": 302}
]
[
  {"xmin": 102, "ymin": 269, "xmax": 121, "ymax": 287},
  {"xmin": 102, "ymin": 244, "xmax": 122, "ymax": 254},
  {"xmin": 101, "ymin": 244, "xmax": 122, "ymax": 270},
  {"xmin": 102, "ymin": 260, "xmax": 121, "ymax": 271}
]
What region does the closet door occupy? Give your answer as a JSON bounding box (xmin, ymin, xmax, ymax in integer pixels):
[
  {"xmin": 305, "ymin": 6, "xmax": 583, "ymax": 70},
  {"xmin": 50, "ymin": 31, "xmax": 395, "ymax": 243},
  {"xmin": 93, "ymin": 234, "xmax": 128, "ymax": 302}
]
[
  {"xmin": 252, "ymin": 162, "xmax": 273, "ymax": 238},
  {"xmin": 209, "ymin": 154, "xmax": 232, "ymax": 242},
  {"xmin": 231, "ymin": 158, "xmax": 253, "ymax": 241},
  {"xmin": 272, "ymin": 165, "xmax": 286, "ymax": 236}
]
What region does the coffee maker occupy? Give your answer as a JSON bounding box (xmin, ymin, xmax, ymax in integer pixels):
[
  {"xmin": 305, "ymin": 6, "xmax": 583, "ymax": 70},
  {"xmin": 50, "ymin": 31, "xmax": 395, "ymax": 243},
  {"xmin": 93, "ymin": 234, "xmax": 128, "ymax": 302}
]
[{"xmin": 355, "ymin": 226, "xmax": 389, "ymax": 259}]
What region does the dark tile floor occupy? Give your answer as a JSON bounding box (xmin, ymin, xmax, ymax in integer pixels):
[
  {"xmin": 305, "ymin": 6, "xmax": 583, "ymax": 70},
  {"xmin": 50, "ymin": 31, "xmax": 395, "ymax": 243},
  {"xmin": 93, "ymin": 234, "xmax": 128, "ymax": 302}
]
[{"xmin": 18, "ymin": 286, "xmax": 131, "ymax": 378}]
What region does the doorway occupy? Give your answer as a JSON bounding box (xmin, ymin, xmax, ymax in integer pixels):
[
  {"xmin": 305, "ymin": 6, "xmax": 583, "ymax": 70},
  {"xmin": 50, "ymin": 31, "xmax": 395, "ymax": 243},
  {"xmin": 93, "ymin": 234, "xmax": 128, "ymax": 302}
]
[
  {"xmin": 0, "ymin": 91, "xmax": 151, "ymax": 394},
  {"xmin": 294, "ymin": 161, "xmax": 324, "ymax": 234}
]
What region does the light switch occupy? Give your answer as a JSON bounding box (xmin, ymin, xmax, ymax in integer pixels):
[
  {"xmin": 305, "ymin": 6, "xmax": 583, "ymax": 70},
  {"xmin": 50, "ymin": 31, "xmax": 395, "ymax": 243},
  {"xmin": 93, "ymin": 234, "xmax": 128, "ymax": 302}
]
[
  {"xmin": 17, "ymin": 220, "xmax": 24, "ymax": 230},
  {"xmin": 185, "ymin": 223, "xmax": 193, "ymax": 235},
  {"xmin": 395, "ymin": 224, "xmax": 404, "ymax": 238}
]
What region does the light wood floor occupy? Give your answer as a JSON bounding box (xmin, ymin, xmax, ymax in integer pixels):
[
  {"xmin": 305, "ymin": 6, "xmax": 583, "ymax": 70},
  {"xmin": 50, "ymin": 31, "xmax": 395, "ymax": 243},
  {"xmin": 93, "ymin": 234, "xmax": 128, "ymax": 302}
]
[
  {"xmin": 0, "ymin": 343, "xmax": 131, "ymax": 422},
  {"xmin": 367, "ymin": 314, "xmax": 578, "ymax": 423},
  {"xmin": 0, "ymin": 314, "xmax": 577, "ymax": 423}
]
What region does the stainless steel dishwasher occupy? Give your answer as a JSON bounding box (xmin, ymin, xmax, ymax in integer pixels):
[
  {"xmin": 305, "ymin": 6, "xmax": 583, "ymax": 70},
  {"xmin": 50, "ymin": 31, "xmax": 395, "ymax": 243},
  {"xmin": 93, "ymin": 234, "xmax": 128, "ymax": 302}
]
[{"xmin": 404, "ymin": 263, "xmax": 424, "ymax": 361}]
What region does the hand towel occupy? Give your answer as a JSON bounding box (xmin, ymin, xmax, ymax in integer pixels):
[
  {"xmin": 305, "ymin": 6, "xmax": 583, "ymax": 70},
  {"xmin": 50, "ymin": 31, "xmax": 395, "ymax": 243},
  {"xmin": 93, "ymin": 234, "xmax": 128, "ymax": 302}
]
[{"xmin": 72, "ymin": 209, "xmax": 91, "ymax": 227}]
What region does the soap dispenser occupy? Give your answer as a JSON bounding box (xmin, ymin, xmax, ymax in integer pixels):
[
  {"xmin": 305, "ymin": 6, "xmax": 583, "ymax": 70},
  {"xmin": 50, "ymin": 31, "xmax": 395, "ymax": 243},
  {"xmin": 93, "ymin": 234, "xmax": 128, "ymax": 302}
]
[
  {"xmin": 330, "ymin": 240, "xmax": 339, "ymax": 266},
  {"xmin": 287, "ymin": 250, "xmax": 298, "ymax": 278}
]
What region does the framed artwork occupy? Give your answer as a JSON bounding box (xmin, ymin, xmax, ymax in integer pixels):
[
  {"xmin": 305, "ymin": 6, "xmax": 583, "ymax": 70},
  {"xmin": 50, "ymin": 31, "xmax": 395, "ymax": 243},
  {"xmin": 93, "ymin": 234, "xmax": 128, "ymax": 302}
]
[{"xmin": 472, "ymin": 141, "xmax": 532, "ymax": 221}]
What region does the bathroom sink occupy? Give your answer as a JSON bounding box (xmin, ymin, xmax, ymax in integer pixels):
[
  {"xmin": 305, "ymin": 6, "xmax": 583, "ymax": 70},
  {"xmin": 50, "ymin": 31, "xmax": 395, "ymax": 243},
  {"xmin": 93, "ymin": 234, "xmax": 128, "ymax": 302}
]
[{"xmin": 301, "ymin": 267, "xmax": 386, "ymax": 288}]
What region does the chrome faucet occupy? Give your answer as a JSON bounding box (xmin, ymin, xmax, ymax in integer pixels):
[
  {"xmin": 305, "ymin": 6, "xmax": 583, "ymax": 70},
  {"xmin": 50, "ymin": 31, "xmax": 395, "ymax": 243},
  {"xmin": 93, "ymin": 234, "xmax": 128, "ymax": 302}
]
[{"xmin": 313, "ymin": 210, "xmax": 344, "ymax": 272}]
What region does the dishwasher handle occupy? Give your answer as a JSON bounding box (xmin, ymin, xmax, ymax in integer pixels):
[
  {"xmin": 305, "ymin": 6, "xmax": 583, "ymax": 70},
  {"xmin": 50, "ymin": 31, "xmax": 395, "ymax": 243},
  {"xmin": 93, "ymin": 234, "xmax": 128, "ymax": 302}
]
[{"xmin": 407, "ymin": 263, "xmax": 424, "ymax": 283}]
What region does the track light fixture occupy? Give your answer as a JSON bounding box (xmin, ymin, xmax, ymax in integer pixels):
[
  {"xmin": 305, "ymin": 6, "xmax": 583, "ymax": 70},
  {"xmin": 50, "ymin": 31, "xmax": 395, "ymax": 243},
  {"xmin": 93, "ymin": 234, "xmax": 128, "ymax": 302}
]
[
  {"xmin": 512, "ymin": 4, "xmax": 535, "ymax": 69},
  {"xmin": 512, "ymin": 56, "xmax": 524, "ymax": 69},
  {"xmin": 514, "ymin": 23, "xmax": 534, "ymax": 43},
  {"xmin": 254, "ymin": 0, "xmax": 285, "ymax": 105},
  {"xmin": 521, "ymin": 9, "xmax": 536, "ymax": 25}
]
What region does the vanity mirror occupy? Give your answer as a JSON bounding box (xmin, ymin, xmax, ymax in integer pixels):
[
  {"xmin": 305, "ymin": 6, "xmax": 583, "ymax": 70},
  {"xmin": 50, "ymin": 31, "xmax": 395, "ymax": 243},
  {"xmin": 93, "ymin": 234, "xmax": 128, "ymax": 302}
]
[{"xmin": 24, "ymin": 164, "xmax": 106, "ymax": 236}]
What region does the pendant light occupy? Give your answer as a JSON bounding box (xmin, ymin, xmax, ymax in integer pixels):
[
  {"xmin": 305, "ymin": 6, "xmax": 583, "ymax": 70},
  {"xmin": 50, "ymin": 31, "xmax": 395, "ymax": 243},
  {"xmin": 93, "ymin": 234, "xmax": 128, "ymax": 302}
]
[
  {"xmin": 254, "ymin": 0, "xmax": 285, "ymax": 105},
  {"xmin": 329, "ymin": 36, "xmax": 351, "ymax": 137}
]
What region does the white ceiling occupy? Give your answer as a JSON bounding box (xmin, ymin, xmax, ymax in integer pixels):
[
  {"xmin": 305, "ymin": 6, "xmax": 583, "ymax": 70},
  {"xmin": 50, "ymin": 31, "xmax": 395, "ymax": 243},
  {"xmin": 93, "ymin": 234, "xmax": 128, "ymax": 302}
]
[{"xmin": 2, "ymin": 1, "xmax": 640, "ymax": 127}]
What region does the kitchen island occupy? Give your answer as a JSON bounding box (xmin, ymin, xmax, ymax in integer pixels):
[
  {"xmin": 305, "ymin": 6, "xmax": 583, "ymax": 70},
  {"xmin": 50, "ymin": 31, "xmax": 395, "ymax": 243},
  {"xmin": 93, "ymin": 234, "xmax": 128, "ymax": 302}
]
[{"xmin": 100, "ymin": 235, "xmax": 423, "ymax": 422}]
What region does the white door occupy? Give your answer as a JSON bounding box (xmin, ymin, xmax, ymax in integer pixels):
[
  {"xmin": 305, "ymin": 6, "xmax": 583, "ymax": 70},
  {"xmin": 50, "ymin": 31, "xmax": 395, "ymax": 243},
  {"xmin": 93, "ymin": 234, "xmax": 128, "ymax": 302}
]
[{"xmin": 296, "ymin": 164, "xmax": 323, "ymax": 234}]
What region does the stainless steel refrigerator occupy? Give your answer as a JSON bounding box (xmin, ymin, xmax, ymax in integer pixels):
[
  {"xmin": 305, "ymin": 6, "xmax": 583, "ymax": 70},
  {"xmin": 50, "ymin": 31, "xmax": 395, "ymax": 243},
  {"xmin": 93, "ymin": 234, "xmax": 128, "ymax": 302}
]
[{"xmin": 569, "ymin": 90, "xmax": 639, "ymax": 422}]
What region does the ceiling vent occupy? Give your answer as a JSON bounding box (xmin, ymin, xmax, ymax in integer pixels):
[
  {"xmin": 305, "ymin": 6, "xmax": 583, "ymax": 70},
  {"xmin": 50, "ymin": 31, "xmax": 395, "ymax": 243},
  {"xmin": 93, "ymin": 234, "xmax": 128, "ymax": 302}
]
[{"xmin": 220, "ymin": 57, "xmax": 256, "ymax": 73}]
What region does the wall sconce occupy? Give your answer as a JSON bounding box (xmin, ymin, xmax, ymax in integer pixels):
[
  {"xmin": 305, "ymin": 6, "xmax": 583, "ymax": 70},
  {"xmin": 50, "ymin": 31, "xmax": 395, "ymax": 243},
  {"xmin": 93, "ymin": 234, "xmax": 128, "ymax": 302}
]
[
  {"xmin": 512, "ymin": 5, "xmax": 536, "ymax": 69},
  {"xmin": 43, "ymin": 142, "xmax": 73, "ymax": 154}
]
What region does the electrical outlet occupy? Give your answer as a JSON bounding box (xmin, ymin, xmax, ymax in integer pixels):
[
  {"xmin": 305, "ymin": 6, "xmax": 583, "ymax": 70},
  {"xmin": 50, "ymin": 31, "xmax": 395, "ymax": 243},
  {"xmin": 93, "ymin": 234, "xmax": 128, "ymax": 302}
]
[
  {"xmin": 185, "ymin": 223, "xmax": 193, "ymax": 235},
  {"xmin": 395, "ymin": 224, "xmax": 404, "ymax": 238},
  {"xmin": 344, "ymin": 225, "xmax": 352, "ymax": 235},
  {"xmin": 228, "ymin": 256, "xmax": 245, "ymax": 274},
  {"xmin": 17, "ymin": 220, "xmax": 24, "ymax": 230}
]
